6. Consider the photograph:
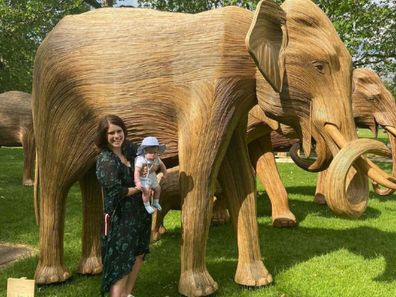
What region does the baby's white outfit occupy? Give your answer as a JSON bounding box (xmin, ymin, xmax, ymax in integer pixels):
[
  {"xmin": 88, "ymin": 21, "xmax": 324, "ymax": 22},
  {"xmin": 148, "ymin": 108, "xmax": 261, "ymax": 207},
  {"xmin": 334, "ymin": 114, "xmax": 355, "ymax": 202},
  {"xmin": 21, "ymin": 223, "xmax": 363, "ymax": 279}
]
[{"xmin": 135, "ymin": 155, "xmax": 161, "ymax": 188}]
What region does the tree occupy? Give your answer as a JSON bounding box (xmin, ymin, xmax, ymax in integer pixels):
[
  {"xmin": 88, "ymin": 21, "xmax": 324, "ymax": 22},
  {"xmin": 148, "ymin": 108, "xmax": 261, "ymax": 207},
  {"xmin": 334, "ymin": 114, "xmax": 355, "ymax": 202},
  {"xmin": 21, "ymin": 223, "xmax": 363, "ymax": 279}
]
[
  {"xmin": 0, "ymin": 1, "xmax": 90, "ymax": 93},
  {"xmin": 318, "ymin": 0, "xmax": 395, "ymax": 96}
]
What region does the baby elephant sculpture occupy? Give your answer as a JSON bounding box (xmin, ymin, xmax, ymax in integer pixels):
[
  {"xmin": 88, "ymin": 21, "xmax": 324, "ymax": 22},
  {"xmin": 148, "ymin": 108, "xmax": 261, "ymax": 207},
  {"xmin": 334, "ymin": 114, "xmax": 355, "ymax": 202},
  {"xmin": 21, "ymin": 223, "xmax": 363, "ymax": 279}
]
[
  {"xmin": 0, "ymin": 91, "xmax": 35, "ymax": 186},
  {"xmin": 32, "ymin": 0, "xmax": 394, "ymax": 296}
]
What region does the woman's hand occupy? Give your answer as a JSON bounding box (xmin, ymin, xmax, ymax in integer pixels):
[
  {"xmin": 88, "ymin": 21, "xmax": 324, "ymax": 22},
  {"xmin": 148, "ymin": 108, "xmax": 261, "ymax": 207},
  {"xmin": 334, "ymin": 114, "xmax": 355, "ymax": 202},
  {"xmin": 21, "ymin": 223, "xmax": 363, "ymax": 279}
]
[{"xmin": 128, "ymin": 187, "xmax": 141, "ymax": 196}]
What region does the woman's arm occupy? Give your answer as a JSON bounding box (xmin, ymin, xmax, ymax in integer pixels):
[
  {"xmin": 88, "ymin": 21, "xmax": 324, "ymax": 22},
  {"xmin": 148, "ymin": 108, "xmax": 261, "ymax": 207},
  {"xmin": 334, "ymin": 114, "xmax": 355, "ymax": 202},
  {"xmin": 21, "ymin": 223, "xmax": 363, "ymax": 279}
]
[
  {"xmin": 96, "ymin": 152, "xmax": 129, "ymax": 213},
  {"xmin": 134, "ymin": 165, "xmax": 143, "ymax": 190},
  {"xmin": 126, "ymin": 186, "xmax": 141, "ymax": 196}
]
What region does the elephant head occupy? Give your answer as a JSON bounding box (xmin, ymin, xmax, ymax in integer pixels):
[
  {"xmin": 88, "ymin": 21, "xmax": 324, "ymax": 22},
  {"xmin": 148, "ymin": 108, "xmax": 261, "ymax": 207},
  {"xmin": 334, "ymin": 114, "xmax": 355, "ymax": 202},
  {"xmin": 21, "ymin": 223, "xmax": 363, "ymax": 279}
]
[
  {"xmin": 246, "ymin": 0, "xmax": 395, "ymax": 217},
  {"xmin": 352, "ymin": 67, "xmax": 396, "ymax": 195}
]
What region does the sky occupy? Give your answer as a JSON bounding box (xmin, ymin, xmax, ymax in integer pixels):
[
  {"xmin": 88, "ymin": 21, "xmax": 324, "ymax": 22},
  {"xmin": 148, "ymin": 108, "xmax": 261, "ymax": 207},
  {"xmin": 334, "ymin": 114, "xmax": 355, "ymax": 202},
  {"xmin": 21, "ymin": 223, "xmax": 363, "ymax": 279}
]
[{"xmin": 116, "ymin": 0, "xmax": 138, "ymax": 7}]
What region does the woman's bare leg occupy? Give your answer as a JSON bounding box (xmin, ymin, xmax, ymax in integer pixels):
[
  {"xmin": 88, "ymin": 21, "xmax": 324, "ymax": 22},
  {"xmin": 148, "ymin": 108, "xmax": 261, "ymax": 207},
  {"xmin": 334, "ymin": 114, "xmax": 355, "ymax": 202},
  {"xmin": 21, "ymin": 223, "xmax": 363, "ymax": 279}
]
[
  {"xmin": 110, "ymin": 274, "xmax": 128, "ymax": 297},
  {"xmin": 125, "ymin": 255, "xmax": 144, "ymax": 295}
]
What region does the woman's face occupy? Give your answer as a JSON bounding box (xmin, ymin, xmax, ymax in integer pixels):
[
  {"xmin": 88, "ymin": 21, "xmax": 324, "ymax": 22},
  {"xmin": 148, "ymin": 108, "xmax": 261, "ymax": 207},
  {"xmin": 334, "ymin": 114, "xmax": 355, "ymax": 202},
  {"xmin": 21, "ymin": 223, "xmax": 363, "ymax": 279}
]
[{"xmin": 107, "ymin": 123, "xmax": 124, "ymax": 150}]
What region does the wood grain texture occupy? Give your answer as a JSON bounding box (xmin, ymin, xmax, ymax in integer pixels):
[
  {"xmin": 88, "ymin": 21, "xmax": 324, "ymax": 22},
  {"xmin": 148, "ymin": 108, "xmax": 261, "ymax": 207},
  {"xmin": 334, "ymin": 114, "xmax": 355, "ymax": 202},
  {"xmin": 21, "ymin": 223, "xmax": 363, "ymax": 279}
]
[
  {"xmin": 0, "ymin": 91, "xmax": 35, "ymax": 186},
  {"xmin": 32, "ymin": 4, "xmax": 264, "ymax": 295}
]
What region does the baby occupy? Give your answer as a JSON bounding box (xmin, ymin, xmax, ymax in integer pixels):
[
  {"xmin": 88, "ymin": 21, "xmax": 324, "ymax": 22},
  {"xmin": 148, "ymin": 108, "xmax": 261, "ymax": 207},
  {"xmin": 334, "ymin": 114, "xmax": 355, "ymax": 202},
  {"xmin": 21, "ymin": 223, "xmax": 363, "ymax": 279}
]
[{"xmin": 134, "ymin": 136, "xmax": 167, "ymax": 214}]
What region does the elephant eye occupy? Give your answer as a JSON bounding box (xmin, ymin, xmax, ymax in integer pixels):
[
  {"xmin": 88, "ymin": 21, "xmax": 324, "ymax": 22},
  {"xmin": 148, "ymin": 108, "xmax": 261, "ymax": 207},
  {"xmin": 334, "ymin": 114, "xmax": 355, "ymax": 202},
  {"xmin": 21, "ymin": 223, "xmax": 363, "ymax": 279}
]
[
  {"xmin": 312, "ymin": 61, "xmax": 325, "ymax": 74},
  {"xmin": 368, "ymin": 94, "xmax": 380, "ymax": 103}
]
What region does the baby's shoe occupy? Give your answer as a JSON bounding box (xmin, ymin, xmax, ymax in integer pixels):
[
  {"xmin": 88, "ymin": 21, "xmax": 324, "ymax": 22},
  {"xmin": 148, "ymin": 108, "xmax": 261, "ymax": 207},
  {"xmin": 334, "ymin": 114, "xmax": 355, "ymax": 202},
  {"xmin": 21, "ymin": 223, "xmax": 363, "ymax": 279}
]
[
  {"xmin": 144, "ymin": 202, "xmax": 155, "ymax": 214},
  {"xmin": 153, "ymin": 199, "xmax": 162, "ymax": 211}
]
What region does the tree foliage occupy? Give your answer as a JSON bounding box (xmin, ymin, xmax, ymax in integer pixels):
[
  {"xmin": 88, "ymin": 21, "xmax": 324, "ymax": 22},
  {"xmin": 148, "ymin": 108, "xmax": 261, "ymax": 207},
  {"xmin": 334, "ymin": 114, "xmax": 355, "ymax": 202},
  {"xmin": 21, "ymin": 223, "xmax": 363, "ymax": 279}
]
[{"xmin": 0, "ymin": 0, "xmax": 90, "ymax": 93}]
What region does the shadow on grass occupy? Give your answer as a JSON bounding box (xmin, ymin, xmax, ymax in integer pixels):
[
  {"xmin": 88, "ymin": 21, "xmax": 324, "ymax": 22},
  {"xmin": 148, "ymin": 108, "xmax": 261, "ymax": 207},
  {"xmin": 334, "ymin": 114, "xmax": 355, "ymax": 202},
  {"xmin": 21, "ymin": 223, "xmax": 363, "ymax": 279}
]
[
  {"xmin": 261, "ymin": 224, "xmax": 396, "ymax": 283},
  {"xmin": 257, "ymin": 189, "xmax": 382, "ymax": 221}
]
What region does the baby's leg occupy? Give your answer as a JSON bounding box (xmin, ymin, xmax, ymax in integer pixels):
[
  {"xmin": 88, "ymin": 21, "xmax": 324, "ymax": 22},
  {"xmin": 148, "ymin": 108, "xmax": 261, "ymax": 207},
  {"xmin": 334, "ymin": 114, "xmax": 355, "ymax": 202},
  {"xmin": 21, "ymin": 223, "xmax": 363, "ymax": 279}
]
[
  {"xmin": 152, "ymin": 185, "xmax": 162, "ymax": 211},
  {"xmin": 141, "ymin": 187, "xmax": 151, "ymax": 203},
  {"xmin": 142, "ymin": 187, "xmax": 154, "ymax": 214}
]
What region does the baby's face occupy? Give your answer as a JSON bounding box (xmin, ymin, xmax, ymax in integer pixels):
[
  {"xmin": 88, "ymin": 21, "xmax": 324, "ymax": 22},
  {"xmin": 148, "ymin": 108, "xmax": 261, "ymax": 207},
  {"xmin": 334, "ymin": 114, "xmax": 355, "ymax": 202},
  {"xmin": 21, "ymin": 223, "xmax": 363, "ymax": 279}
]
[{"xmin": 144, "ymin": 147, "xmax": 158, "ymax": 160}]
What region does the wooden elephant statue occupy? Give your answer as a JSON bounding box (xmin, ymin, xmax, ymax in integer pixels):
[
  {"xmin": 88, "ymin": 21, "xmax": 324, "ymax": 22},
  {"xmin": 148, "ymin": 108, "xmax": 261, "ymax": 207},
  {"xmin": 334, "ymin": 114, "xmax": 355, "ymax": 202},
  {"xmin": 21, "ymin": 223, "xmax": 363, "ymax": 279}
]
[
  {"xmin": 32, "ymin": 0, "xmax": 394, "ymax": 295},
  {"xmin": 250, "ymin": 67, "xmax": 396, "ymax": 222},
  {"xmin": 0, "ymin": 91, "xmax": 35, "ymax": 186},
  {"xmin": 249, "ymin": 66, "xmax": 396, "ymax": 223},
  {"xmin": 152, "ymin": 69, "xmax": 396, "ymax": 235},
  {"xmin": 314, "ymin": 67, "xmax": 396, "ymax": 201}
]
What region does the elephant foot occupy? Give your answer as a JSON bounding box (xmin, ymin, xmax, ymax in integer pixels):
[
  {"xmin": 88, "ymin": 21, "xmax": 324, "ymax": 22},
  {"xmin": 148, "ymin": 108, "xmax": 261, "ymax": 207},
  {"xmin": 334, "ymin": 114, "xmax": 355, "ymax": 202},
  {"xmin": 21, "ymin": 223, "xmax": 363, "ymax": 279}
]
[
  {"xmin": 179, "ymin": 269, "xmax": 218, "ymax": 296},
  {"xmin": 23, "ymin": 179, "xmax": 34, "ymax": 186},
  {"xmin": 314, "ymin": 193, "xmax": 326, "ymax": 204},
  {"xmin": 235, "ymin": 260, "xmax": 272, "ymax": 287},
  {"xmin": 211, "ymin": 208, "xmax": 230, "ymax": 225},
  {"xmin": 272, "ymin": 210, "xmax": 297, "ymax": 228},
  {"xmin": 77, "ymin": 256, "xmax": 102, "ymax": 274},
  {"xmin": 35, "ymin": 264, "xmax": 71, "ymax": 284}
]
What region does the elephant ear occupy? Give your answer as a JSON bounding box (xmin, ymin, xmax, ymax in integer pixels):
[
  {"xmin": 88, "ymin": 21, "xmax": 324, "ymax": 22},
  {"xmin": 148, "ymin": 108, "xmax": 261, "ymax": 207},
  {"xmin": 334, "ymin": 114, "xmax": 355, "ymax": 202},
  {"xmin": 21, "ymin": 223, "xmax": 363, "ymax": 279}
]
[{"xmin": 245, "ymin": 0, "xmax": 287, "ymax": 93}]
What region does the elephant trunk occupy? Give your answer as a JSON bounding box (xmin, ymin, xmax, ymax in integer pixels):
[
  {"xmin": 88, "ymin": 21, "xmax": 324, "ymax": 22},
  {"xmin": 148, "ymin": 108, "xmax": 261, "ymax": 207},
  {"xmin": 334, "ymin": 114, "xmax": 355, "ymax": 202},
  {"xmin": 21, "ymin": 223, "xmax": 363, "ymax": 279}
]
[
  {"xmin": 324, "ymin": 124, "xmax": 396, "ymax": 217},
  {"xmin": 372, "ymin": 126, "xmax": 396, "ymax": 196},
  {"xmin": 289, "ymin": 138, "xmax": 332, "ymax": 172}
]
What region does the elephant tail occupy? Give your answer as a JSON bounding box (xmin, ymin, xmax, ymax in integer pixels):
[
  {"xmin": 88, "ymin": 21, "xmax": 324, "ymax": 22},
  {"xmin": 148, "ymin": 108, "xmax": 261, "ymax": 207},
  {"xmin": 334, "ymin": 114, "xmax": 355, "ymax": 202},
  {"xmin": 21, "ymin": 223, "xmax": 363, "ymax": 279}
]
[{"xmin": 34, "ymin": 149, "xmax": 40, "ymax": 225}]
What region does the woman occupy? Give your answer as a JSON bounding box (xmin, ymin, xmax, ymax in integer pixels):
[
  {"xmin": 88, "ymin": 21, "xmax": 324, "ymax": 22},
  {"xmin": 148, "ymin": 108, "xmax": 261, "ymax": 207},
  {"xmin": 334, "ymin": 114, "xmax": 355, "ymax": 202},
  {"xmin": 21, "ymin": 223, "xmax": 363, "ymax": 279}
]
[{"xmin": 96, "ymin": 114, "xmax": 151, "ymax": 297}]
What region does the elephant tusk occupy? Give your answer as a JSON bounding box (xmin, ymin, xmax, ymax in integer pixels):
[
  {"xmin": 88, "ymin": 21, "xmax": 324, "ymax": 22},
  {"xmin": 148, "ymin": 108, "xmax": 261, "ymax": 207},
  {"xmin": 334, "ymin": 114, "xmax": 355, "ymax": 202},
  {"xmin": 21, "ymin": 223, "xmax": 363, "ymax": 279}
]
[
  {"xmin": 323, "ymin": 123, "xmax": 347, "ymax": 148},
  {"xmin": 355, "ymin": 158, "xmax": 396, "ymax": 190},
  {"xmin": 372, "ymin": 126, "xmax": 396, "ymax": 196},
  {"xmin": 384, "ymin": 125, "xmax": 396, "ymax": 137},
  {"xmin": 324, "ymin": 123, "xmax": 396, "ymax": 189}
]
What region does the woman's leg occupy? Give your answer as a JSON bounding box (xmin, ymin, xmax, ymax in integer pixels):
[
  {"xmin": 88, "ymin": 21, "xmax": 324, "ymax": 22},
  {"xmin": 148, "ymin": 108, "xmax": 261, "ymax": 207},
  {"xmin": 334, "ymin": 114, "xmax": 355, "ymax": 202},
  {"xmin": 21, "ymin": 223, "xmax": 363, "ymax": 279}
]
[
  {"xmin": 110, "ymin": 274, "xmax": 128, "ymax": 297},
  {"xmin": 125, "ymin": 255, "xmax": 144, "ymax": 295}
]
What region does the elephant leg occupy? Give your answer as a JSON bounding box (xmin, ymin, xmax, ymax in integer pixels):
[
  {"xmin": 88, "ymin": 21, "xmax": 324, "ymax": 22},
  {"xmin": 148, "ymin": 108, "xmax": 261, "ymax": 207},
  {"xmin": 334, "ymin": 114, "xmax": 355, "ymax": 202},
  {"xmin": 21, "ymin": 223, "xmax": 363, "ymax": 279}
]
[
  {"xmin": 178, "ymin": 78, "xmax": 257, "ymax": 296},
  {"xmin": 249, "ymin": 135, "xmax": 296, "ymax": 227},
  {"xmin": 178, "ymin": 154, "xmax": 218, "ymax": 297},
  {"xmin": 35, "ymin": 179, "xmax": 71, "ymax": 284},
  {"xmin": 20, "ymin": 127, "xmax": 35, "ymax": 186},
  {"xmin": 219, "ymin": 120, "xmax": 272, "ymax": 287},
  {"xmin": 77, "ymin": 166, "xmax": 103, "ymax": 274},
  {"xmin": 35, "ymin": 135, "xmax": 94, "ymax": 284},
  {"xmin": 314, "ymin": 170, "xmax": 327, "ymax": 204}
]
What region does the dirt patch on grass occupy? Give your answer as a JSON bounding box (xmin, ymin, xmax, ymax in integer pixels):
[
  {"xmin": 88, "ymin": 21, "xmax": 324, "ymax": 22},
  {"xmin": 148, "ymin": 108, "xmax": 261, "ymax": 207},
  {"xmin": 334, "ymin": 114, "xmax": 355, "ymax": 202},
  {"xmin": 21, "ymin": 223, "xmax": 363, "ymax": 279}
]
[{"xmin": 0, "ymin": 243, "xmax": 36, "ymax": 269}]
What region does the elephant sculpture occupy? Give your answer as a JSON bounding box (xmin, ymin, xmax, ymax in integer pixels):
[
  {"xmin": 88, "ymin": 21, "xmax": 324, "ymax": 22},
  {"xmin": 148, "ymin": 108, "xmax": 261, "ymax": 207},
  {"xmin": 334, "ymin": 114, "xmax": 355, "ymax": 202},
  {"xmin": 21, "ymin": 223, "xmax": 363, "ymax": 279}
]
[
  {"xmin": 351, "ymin": 68, "xmax": 396, "ymax": 196},
  {"xmin": 32, "ymin": 0, "xmax": 394, "ymax": 296},
  {"xmin": 151, "ymin": 70, "xmax": 396, "ymax": 235},
  {"xmin": 250, "ymin": 67, "xmax": 396, "ymax": 221},
  {"xmin": 151, "ymin": 106, "xmax": 298, "ymax": 241},
  {"xmin": 314, "ymin": 67, "xmax": 396, "ymax": 201},
  {"xmin": 0, "ymin": 91, "xmax": 35, "ymax": 186}
]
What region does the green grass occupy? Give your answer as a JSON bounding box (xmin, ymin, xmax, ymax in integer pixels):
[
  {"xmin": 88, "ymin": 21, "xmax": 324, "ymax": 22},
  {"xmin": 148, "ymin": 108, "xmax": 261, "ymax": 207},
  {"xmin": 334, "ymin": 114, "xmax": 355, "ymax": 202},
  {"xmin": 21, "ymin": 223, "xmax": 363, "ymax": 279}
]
[
  {"xmin": 357, "ymin": 128, "xmax": 388, "ymax": 144},
  {"xmin": 1, "ymin": 147, "xmax": 396, "ymax": 297}
]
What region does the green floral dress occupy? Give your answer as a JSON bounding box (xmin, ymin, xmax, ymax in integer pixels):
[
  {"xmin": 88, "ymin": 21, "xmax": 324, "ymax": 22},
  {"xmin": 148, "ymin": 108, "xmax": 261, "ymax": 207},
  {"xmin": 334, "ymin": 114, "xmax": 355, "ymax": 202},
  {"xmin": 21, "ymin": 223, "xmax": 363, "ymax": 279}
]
[{"xmin": 96, "ymin": 140, "xmax": 151, "ymax": 296}]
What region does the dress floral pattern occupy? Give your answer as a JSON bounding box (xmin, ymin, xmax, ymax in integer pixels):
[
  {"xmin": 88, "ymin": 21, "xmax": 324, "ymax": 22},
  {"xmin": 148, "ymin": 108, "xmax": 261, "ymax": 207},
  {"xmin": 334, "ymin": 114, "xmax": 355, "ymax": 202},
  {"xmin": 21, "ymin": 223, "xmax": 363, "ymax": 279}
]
[{"xmin": 96, "ymin": 140, "xmax": 151, "ymax": 296}]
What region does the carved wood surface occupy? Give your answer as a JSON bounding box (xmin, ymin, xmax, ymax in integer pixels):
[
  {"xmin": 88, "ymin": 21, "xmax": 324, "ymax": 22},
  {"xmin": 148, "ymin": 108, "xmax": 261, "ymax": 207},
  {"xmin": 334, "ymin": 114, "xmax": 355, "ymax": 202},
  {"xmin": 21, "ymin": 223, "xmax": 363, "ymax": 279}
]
[{"xmin": 0, "ymin": 91, "xmax": 35, "ymax": 185}]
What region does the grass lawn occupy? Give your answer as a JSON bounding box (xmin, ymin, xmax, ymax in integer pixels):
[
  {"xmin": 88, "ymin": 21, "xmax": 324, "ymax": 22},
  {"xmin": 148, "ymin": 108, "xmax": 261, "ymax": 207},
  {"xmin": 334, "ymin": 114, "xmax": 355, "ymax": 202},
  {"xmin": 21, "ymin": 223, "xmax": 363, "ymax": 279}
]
[{"xmin": 1, "ymin": 146, "xmax": 396, "ymax": 297}]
